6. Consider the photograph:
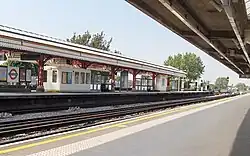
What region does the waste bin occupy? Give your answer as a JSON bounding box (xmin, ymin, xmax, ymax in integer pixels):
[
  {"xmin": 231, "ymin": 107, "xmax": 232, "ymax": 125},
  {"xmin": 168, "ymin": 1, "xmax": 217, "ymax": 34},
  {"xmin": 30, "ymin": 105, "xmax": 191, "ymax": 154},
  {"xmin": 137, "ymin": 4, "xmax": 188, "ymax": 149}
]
[
  {"xmin": 101, "ymin": 83, "xmax": 105, "ymax": 92},
  {"xmin": 101, "ymin": 83, "xmax": 109, "ymax": 92}
]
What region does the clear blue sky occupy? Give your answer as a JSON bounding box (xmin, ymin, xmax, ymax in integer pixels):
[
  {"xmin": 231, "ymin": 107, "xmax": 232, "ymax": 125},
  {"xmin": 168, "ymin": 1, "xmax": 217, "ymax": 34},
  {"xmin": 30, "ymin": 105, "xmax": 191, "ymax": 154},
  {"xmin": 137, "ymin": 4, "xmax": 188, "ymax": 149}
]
[{"xmin": 1, "ymin": 0, "xmax": 249, "ymax": 85}]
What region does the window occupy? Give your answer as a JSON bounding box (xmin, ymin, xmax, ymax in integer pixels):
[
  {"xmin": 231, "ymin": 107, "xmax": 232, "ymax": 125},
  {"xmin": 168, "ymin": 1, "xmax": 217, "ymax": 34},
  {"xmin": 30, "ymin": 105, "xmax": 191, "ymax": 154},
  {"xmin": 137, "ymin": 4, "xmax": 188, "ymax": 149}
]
[
  {"xmin": 62, "ymin": 72, "xmax": 67, "ymax": 84},
  {"xmin": 61, "ymin": 72, "xmax": 72, "ymax": 84},
  {"xmin": 43, "ymin": 70, "xmax": 47, "ymax": 82},
  {"xmin": 162, "ymin": 78, "xmax": 165, "ymax": 86},
  {"xmin": 86, "ymin": 73, "xmax": 91, "ymax": 84},
  {"xmin": 52, "ymin": 70, "xmax": 57, "ymax": 83},
  {"xmin": 75, "ymin": 72, "xmax": 79, "ymax": 84},
  {"xmin": 80, "ymin": 72, "xmax": 85, "ymax": 84},
  {"xmin": 67, "ymin": 72, "xmax": 72, "ymax": 84}
]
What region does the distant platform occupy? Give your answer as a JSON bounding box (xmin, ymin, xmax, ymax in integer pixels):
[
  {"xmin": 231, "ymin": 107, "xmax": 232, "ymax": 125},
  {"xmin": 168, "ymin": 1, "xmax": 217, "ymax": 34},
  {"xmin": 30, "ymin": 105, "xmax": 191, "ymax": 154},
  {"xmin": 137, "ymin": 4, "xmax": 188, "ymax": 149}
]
[{"xmin": 0, "ymin": 91, "xmax": 212, "ymax": 97}]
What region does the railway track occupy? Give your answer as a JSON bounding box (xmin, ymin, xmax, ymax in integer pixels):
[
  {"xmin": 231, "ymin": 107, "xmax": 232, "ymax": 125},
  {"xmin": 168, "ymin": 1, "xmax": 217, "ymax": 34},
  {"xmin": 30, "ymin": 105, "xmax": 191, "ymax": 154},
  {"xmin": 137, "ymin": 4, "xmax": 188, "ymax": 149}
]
[{"xmin": 0, "ymin": 94, "xmax": 236, "ymax": 145}]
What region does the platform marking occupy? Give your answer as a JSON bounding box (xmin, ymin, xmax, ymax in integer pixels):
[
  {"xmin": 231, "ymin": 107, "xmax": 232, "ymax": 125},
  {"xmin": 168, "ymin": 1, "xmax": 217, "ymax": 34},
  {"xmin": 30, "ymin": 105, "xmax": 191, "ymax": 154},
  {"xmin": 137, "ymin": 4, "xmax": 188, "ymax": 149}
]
[
  {"xmin": 0, "ymin": 95, "xmax": 246, "ymax": 155},
  {"xmin": 116, "ymin": 124, "xmax": 127, "ymax": 128}
]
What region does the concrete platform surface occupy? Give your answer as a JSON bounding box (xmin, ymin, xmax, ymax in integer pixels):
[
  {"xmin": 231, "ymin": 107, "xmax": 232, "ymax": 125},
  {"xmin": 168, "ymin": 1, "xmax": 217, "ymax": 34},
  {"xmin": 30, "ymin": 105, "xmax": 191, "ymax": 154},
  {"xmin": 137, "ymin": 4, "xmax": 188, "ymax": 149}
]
[{"xmin": 70, "ymin": 94, "xmax": 250, "ymax": 156}]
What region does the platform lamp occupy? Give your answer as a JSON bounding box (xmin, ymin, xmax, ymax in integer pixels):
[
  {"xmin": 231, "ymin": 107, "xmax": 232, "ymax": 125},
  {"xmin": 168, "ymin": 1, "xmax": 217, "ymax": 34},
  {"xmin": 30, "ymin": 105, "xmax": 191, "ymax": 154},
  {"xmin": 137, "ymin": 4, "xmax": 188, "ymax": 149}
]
[
  {"xmin": 226, "ymin": 76, "xmax": 229, "ymax": 92},
  {"xmin": 182, "ymin": 69, "xmax": 187, "ymax": 90}
]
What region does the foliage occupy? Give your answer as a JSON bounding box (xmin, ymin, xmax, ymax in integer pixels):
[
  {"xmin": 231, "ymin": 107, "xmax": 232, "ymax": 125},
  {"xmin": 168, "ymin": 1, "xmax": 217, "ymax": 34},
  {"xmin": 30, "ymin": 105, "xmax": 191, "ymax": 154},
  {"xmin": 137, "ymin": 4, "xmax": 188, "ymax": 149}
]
[
  {"xmin": 235, "ymin": 83, "xmax": 247, "ymax": 91},
  {"xmin": 2, "ymin": 60, "xmax": 38, "ymax": 76},
  {"xmin": 67, "ymin": 31, "xmax": 113, "ymax": 51},
  {"xmin": 116, "ymin": 75, "xmax": 120, "ymax": 82},
  {"xmin": 208, "ymin": 83, "xmax": 215, "ymax": 90},
  {"xmin": 164, "ymin": 52, "xmax": 205, "ymax": 81},
  {"xmin": 214, "ymin": 77, "xmax": 229, "ymax": 90},
  {"xmin": 114, "ymin": 50, "xmax": 122, "ymax": 55}
]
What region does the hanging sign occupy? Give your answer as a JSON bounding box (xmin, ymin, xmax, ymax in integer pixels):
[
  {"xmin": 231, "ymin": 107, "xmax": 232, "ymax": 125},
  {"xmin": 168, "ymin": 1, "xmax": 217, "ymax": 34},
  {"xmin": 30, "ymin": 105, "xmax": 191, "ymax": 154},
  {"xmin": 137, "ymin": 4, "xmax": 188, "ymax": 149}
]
[
  {"xmin": 19, "ymin": 68, "xmax": 26, "ymax": 82},
  {"xmin": 7, "ymin": 66, "xmax": 19, "ymax": 83}
]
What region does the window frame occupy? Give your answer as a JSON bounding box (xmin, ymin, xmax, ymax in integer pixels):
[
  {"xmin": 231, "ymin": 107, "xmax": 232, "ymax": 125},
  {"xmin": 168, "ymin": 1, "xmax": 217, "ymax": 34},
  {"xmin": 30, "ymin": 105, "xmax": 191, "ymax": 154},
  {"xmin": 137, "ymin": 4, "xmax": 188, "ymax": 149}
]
[
  {"xmin": 61, "ymin": 72, "xmax": 72, "ymax": 84},
  {"xmin": 86, "ymin": 72, "xmax": 91, "ymax": 84},
  {"xmin": 43, "ymin": 70, "xmax": 47, "ymax": 82},
  {"xmin": 75, "ymin": 72, "xmax": 79, "ymax": 84},
  {"xmin": 80, "ymin": 72, "xmax": 85, "ymax": 84},
  {"xmin": 52, "ymin": 70, "xmax": 57, "ymax": 83},
  {"xmin": 162, "ymin": 78, "xmax": 165, "ymax": 86}
]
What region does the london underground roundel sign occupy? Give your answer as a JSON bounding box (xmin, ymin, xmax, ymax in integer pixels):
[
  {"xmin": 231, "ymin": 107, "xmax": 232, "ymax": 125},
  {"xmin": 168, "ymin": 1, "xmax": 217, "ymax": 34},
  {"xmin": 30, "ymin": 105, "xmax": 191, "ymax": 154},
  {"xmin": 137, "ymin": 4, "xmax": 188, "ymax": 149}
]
[
  {"xmin": 9, "ymin": 68, "xmax": 18, "ymax": 80},
  {"xmin": 7, "ymin": 67, "xmax": 19, "ymax": 83}
]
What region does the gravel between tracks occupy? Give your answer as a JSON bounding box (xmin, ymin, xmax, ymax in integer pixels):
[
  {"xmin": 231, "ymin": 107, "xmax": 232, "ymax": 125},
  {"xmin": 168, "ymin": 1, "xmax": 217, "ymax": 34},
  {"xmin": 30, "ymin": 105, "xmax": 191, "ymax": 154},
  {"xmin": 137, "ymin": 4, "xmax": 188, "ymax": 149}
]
[{"xmin": 0, "ymin": 102, "xmax": 164, "ymax": 123}]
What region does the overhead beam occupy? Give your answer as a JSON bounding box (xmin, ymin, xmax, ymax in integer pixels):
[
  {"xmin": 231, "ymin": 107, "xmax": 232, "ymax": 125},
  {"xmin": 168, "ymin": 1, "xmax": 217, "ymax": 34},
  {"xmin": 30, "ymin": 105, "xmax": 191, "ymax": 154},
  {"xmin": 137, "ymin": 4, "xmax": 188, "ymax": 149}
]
[
  {"xmin": 157, "ymin": 0, "xmax": 244, "ymax": 74},
  {"xmin": 182, "ymin": 30, "xmax": 236, "ymax": 40},
  {"xmin": 220, "ymin": 0, "xmax": 250, "ymax": 67}
]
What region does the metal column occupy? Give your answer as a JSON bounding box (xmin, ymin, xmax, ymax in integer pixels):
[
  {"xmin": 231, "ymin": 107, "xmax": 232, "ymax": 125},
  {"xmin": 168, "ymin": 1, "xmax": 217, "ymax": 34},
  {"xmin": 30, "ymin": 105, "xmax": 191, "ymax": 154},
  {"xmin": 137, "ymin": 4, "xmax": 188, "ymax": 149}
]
[
  {"xmin": 110, "ymin": 66, "xmax": 116, "ymax": 92},
  {"xmin": 37, "ymin": 55, "xmax": 44, "ymax": 92},
  {"xmin": 167, "ymin": 76, "xmax": 171, "ymax": 91},
  {"xmin": 132, "ymin": 69, "xmax": 139, "ymax": 91},
  {"xmin": 152, "ymin": 73, "xmax": 156, "ymax": 91},
  {"xmin": 177, "ymin": 77, "xmax": 181, "ymax": 91},
  {"xmin": 181, "ymin": 77, "xmax": 185, "ymax": 91}
]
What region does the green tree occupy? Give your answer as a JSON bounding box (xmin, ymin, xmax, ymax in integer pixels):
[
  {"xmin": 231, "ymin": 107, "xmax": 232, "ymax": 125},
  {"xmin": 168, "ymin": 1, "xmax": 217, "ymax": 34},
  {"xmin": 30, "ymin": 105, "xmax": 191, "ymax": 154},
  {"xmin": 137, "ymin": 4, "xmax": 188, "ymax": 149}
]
[
  {"xmin": 235, "ymin": 83, "xmax": 247, "ymax": 91},
  {"xmin": 67, "ymin": 31, "xmax": 112, "ymax": 51},
  {"xmin": 2, "ymin": 60, "xmax": 38, "ymax": 76},
  {"xmin": 208, "ymin": 83, "xmax": 215, "ymax": 90},
  {"xmin": 164, "ymin": 52, "xmax": 205, "ymax": 82},
  {"xmin": 214, "ymin": 77, "xmax": 229, "ymax": 91}
]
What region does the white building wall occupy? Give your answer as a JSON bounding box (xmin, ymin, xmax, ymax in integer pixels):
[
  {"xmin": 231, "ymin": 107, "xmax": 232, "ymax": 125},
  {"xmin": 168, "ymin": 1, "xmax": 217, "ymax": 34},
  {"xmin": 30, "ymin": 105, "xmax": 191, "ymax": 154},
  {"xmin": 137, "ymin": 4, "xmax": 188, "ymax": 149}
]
[
  {"xmin": 43, "ymin": 67, "xmax": 60, "ymax": 92},
  {"xmin": 155, "ymin": 75, "xmax": 167, "ymax": 91},
  {"xmin": 43, "ymin": 66, "xmax": 91, "ymax": 92}
]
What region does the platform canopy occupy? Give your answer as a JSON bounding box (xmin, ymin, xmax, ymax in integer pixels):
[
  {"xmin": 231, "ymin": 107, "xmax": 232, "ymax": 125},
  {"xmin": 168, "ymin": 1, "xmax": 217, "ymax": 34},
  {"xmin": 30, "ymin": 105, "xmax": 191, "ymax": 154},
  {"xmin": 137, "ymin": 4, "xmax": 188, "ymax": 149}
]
[
  {"xmin": 0, "ymin": 25, "xmax": 185, "ymax": 77},
  {"xmin": 126, "ymin": 0, "xmax": 250, "ymax": 78}
]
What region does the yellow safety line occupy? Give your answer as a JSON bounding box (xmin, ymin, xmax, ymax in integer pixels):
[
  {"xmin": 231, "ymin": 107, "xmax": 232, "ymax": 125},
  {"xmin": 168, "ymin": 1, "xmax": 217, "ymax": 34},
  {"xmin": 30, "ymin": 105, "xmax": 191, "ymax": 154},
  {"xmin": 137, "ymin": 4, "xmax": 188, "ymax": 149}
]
[{"xmin": 0, "ymin": 98, "xmax": 228, "ymax": 154}]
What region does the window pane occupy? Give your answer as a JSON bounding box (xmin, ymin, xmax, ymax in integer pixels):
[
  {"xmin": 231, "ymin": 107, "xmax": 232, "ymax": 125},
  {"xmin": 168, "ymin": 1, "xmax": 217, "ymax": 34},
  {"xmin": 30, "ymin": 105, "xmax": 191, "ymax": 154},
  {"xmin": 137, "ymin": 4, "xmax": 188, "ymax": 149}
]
[
  {"xmin": 162, "ymin": 78, "xmax": 165, "ymax": 86},
  {"xmin": 52, "ymin": 70, "xmax": 57, "ymax": 83},
  {"xmin": 75, "ymin": 72, "xmax": 79, "ymax": 84},
  {"xmin": 86, "ymin": 73, "xmax": 91, "ymax": 84},
  {"xmin": 80, "ymin": 72, "xmax": 85, "ymax": 84},
  {"xmin": 61, "ymin": 72, "xmax": 67, "ymax": 84},
  {"xmin": 43, "ymin": 71, "xmax": 47, "ymax": 82},
  {"xmin": 67, "ymin": 72, "xmax": 72, "ymax": 84}
]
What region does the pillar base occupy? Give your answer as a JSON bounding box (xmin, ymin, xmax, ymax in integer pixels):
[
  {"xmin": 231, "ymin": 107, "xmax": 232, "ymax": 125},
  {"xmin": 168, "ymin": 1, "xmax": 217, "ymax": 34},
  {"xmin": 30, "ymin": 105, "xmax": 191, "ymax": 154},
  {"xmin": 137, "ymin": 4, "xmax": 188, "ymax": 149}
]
[{"xmin": 36, "ymin": 86, "xmax": 45, "ymax": 92}]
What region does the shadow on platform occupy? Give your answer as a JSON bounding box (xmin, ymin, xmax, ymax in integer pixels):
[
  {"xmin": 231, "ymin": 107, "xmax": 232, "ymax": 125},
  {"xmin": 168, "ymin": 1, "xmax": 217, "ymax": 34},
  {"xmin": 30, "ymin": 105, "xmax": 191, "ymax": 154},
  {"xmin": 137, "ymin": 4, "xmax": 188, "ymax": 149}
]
[{"xmin": 229, "ymin": 109, "xmax": 250, "ymax": 156}]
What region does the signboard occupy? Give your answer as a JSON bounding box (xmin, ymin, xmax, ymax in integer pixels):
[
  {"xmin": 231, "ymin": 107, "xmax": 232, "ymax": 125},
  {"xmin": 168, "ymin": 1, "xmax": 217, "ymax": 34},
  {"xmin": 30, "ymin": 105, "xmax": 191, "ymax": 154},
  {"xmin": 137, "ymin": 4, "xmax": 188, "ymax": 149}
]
[
  {"xmin": 239, "ymin": 74, "xmax": 250, "ymax": 79},
  {"xmin": 21, "ymin": 54, "xmax": 40, "ymax": 60},
  {"xmin": 7, "ymin": 66, "xmax": 19, "ymax": 83},
  {"xmin": 19, "ymin": 68, "xmax": 26, "ymax": 82},
  {"xmin": 26, "ymin": 69, "xmax": 32, "ymax": 82},
  {"xmin": 0, "ymin": 66, "xmax": 7, "ymax": 82}
]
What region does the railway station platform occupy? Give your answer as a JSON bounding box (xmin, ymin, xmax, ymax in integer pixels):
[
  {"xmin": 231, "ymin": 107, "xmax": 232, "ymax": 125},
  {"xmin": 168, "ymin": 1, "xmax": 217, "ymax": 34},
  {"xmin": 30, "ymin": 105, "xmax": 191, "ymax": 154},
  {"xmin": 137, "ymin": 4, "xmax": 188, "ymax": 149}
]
[
  {"xmin": 0, "ymin": 91, "xmax": 215, "ymax": 114},
  {"xmin": 0, "ymin": 94, "xmax": 249, "ymax": 156},
  {"xmin": 0, "ymin": 90, "xmax": 212, "ymax": 97}
]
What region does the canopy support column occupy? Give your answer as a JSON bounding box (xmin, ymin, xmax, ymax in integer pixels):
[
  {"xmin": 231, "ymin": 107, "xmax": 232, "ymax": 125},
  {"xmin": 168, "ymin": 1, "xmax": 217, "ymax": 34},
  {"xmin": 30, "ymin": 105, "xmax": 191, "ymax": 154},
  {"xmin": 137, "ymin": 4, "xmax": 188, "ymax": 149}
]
[
  {"xmin": 132, "ymin": 69, "xmax": 140, "ymax": 91},
  {"xmin": 37, "ymin": 55, "xmax": 45, "ymax": 92}
]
